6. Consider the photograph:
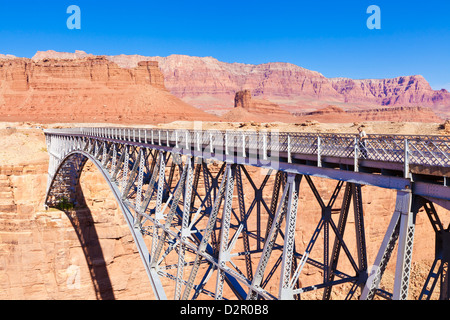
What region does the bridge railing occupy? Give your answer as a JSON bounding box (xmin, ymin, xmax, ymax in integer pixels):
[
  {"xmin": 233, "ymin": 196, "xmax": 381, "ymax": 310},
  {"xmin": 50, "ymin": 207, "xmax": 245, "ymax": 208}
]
[{"xmin": 44, "ymin": 127, "xmax": 450, "ymax": 173}]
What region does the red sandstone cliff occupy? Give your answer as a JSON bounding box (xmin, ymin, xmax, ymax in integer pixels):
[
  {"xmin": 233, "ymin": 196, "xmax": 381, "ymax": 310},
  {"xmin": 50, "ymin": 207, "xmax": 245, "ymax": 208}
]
[
  {"xmin": 0, "ymin": 56, "xmax": 218, "ymax": 124},
  {"xmin": 294, "ymin": 105, "xmax": 443, "ymax": 123},
  {"xmin": 102, "ymin": 53, "xmax": 450, "ymax": 119},
  {"xmin": 11, "ymin": 50, "xmax": 450, "ymax": 122},
  {"xmin": 223, "ymin": 90, "xmax": 442, "ymax": 124}
]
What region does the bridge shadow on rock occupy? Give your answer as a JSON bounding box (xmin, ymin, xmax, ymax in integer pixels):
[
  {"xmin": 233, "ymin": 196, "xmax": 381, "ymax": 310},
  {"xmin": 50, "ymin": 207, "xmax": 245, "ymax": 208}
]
[{"xmin": 60, "ymin": 181, "xmax": 116, "ymax": 300}]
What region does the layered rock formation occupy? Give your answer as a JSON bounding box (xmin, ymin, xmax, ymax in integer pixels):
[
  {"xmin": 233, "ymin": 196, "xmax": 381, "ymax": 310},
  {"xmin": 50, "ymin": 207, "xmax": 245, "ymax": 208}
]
[
  {"xmin": 225, "ymin": 90, "xmax": 442, "ymax": 124},
  {"xmin": 0, "ymin": 56, "xmax": 218, "ymax": 124},
  {"xmin": 26, "ymin": 50, "xmax": 449, "ymax": 120},
  {"xmin": 98, "ymin": 52, "xmax": 449, "ymax": 119},
  {"xmin": 294, "ymin": 106, "xmax": 443, "ymax": 123}
]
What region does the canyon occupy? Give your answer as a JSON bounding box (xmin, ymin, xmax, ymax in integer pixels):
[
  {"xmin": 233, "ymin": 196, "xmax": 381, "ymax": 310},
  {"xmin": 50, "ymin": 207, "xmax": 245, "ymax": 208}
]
[{"xmin": 0, "ymin": 50, "xmax": 448, "ymax": 300}]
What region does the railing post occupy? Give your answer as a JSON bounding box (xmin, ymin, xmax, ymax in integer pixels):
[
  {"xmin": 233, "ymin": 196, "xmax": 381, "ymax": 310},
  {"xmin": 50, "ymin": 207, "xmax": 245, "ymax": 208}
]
[
  {"xmin": 354, "ymin": 137, "xmax": 359, "ymax": 172},
  {"xmin": 288, "ymin": 135, "xmax": 292, "ymax": 164},
  {"xmin": 263, "ymin": 132, "xmax": 267, "ymax": 161},
  {"xmin": 196, "ymin": 131, "xmax": 200, "ymax": 151},
  {"xmin": 242, "ymin": 133, "xmax": 246, "ymax": 158},
  {"xmin": 225, "ymin": 131, "xmax": 229, "ymax": 156},
  {"xmin": 404, "ymin": 139, "xmax": 410, "ymax": 179},
  {"xmin": 317, "ymin": 136, "xmax": 322, "ymax": 167},
  {"xmin": 210, "ymin": 132, "xmax": 214, "ymax": 154}
]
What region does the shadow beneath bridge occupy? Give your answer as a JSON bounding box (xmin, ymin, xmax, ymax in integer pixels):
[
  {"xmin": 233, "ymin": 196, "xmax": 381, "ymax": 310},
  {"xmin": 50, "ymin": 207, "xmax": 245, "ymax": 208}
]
[{"xmin": 61, "ymin": 182, "xmax": 116, "ymax": 300}]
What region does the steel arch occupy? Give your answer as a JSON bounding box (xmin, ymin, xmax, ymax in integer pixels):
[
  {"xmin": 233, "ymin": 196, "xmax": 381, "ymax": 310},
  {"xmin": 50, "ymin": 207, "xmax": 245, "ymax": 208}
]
[{"xmin": 46, "ymin": 149, "xmax": 168, "ymax": 299}]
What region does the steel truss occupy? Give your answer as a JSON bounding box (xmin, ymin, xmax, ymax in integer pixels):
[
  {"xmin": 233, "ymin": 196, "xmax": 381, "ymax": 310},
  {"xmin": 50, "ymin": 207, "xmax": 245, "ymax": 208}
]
[{"xmin": 44, "ymin": 129, "xmax": 450, "ymax": 300}]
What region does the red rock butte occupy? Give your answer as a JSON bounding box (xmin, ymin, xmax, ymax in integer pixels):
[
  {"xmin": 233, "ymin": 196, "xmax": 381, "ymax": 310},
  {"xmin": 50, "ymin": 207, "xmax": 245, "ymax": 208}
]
[{"xmin": 0, "ymin": 56, "xmax": 219, "ymax": 124}]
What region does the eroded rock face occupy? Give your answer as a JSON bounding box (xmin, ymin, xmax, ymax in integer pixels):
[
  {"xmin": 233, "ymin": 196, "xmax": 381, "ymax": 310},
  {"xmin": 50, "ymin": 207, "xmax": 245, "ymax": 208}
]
[
  {"xmin": 0, "ymin": 56, "xmax": 218, "ymax": 124},
  {"xmin": 0, "ymin": 162, "xmax": 155, "ymax": 300},
  {"xmin": 294, "ymin": 106, "xmax": 443, "ymax": 123},
  {"xmin": 227, "ymin": 90, "xmax": 442, "ymax": 124},
  {"xmin": 102, "ymin": 52, "xmax": 450, "ymax": 118},
  {"xmin": 17, "ymin": 50, "xmax": 449, "ymax": 121}
]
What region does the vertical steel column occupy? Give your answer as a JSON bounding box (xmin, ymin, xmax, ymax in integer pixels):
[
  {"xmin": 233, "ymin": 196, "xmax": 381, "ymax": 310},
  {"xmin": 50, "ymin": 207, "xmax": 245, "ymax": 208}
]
[
  {"xmin": 235, "ymin": 165, "xmax": 253, "ymax": 281},
  {"xmin": 393, "ymin": 191, "xmax": 415, "ymax": 300},
  {"xmin": 182, "ymin": 164, "xmax": 228, "ymax": 300},
  {"xmin": 151, "ymin": 151, "xmax": 167, "ymax": 259},
  {"xmin": 175, "ymin": 157, "xmax": 194, "ymax": 300},
  {"xmin": 120, "ymin": 145, "xmax": 130, "ymax": 192},
  {"xmin": 352, "ymin": 184, "xmax": 368, "ymax": 292},
  {"xmin": 279, "ymin": 174, "xmax": 302, "ymax": 300},
  {"xmin": 135, "ymin": 148, "xmax": 146, "ymax": 213},
  {"xmin": 247, "ymin": 173, "xmax": 292, "ymax": 300},
  {"xmin": 215, "ymin": 164, "xmax": 236, "ymax": 300},
  {"xmin": 151, "ymin": 158, "xmax": 189, "ymax": 268},
  {"xmin": 361, "ymin": 190, "xmax": 415, "ymax": 300}
]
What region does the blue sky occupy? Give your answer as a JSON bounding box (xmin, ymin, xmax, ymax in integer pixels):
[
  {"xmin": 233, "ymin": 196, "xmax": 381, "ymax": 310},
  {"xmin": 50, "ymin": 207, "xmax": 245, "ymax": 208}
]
[{"xmin": 0, "ymin": 0, "xmax": 449, "ymax": 90}]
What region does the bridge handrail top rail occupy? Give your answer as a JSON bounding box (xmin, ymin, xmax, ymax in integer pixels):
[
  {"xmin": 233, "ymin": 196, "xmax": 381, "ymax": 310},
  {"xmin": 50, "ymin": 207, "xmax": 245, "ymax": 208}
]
[{"xmin": 43, "ymin": 127, "xmax": 450, "ymax": 141}]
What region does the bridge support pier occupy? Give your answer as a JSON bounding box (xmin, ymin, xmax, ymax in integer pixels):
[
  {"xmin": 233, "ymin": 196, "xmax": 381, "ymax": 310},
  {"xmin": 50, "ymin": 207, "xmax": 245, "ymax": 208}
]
[{"xmin": 361, "ymin": 190, "xmax": 417, "ymax": 300}]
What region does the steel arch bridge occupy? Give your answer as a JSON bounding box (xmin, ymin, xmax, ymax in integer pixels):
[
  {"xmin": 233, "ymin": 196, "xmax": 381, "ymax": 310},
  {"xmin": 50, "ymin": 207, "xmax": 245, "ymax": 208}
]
[{"xmin": 44, "ymin": 127, "xmax": 450, "ymax": 300}]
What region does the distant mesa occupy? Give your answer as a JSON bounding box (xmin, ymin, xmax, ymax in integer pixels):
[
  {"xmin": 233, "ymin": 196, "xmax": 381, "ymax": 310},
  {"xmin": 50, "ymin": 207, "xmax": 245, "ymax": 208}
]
[{"xmin": 0, "ymin": 50, "xmax": 448, "ymax": 124}]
